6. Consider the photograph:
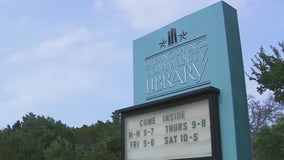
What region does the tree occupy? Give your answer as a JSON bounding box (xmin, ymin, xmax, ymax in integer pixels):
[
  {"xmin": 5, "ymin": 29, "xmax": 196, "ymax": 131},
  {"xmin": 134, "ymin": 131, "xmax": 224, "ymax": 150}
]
[
  {"xmin": 0, "ymin": 112, "xmax": 121, "ymax": 160},
  {"xmin": 0, "ymin": 113, "xmax": 73, "ymax": 160},
  {"xmin": 248, "ymin": 95, "xmax": 283, "ymax": 140},
  {"xmin": 249, "ymin": 41, "xmax": 284, "ymax": 103},
  {"xmin": 44, "ymin": 137, "xmax": 83, "ymax": 160},
  {"xmin": 253, "ymin": 116, "xmax": 284, "ymax": 160},
  {"xmin": 79, "ymin": 113, "xmax": 121, "ymax": 160},
  {"xmin": 0, "ymin": 127, "xmax": 27, "ymax": 160}
]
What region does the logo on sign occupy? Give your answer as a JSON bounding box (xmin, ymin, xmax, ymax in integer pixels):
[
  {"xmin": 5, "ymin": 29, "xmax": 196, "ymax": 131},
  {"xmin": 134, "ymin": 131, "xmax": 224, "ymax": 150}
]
[
  {"xmin": 159, "ymin": 28, "xmax": 188, "ymax": 49},
  {"xmin": 147, "ymin": 34, "xmax": 209, "ymax": 100}
]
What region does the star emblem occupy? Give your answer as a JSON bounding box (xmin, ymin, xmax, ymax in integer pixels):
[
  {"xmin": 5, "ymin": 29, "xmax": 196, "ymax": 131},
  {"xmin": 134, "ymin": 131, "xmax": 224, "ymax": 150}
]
[
  {"xmin": 159, "ymin": 39, "xmax": 167, "ymax": 49},
  {"xmin": 178, "ymin": 30, "xmax": 188, "ymax": 41}
]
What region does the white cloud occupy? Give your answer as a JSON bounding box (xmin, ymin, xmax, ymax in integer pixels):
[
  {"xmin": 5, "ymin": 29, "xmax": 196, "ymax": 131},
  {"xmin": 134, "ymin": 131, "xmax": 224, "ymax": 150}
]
[
  {"xmin": 0, "ymin": 0, "xmax": 13, "ymax": 3},
  {"xmin": 2, "ymin": 66, "xmax": 98, "ymax": 107},
  {"xmin": 7, "ymin": 27, "xmax": 90, "ymax": 62},
  {"xmin": 17, "ymin": 16, "xmax": 29, "ymax": 28},
  {"xmin": 1, "ymin": 26, "xmax": 132, "ymax": 127},
  {"xmin": 226, "ymin": 0, "xmax": 247, "ymax": 7},
  {"xmin": 69, "ymin": 39, "xmax": 130, "ymax": 67},
  {"xmin": 36, "ymin": 27, "xmax": 90, "ymax": 59},
  {"xmin": 112, "ymin": 0, "xmax": 248, "ymax": 31},
  {"xmin": 0, "ymin": 65, "xmax": 99, "ymax": 128},
  {"xmin": 0, "ymin": 46, "xmax": 7, "ymax": 53},
  {"xmin": 93, "ymin": 0, "xmax": 105, "ymax": 11}
]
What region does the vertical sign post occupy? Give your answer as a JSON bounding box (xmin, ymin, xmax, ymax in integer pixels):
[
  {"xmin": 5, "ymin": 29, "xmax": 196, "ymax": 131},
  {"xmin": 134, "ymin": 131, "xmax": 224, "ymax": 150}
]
[{"xmin": 117, "ymin": 1, "xmax": 252, "ymax": 160}]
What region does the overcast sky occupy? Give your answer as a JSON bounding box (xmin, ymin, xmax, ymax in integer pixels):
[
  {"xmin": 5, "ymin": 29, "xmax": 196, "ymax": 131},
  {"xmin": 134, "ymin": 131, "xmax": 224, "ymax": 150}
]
[{"xmin": 0, "ymin": 0, "xmax": 283, "ymax": 128}]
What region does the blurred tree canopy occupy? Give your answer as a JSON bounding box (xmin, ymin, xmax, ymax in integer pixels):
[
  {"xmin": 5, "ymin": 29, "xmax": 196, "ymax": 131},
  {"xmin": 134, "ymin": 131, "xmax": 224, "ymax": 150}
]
[{"xmin": 0, "ymin": 112, "xmax": 121, "ymax": 160}]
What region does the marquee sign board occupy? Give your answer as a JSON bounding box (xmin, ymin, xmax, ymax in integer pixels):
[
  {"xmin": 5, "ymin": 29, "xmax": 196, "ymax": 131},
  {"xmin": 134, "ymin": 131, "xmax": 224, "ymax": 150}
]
[
  {"xmin": 118, "ymin": 87, "xmax": 221, "ymax": 160},
  {"xmin": 121, "ymin": 1, "xmax": 252, "ymax": 160}
]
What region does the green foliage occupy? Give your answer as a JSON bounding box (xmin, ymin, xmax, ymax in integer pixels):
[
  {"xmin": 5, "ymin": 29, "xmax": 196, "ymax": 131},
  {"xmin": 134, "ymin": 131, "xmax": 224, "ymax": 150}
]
[
  {"xmin": 253, "ymin": 116, "xmax": 284, "ymax": 160},
  {"xmin": 249, "ymin": 41, "xmax": 284, "ymax": 103},
  {"xmin": 82, "ymin": 120, "xmax": 121, "ymax": 160},
  {"xmin": 0, "ymin": 113, "xmax": 73, "ymax": 160},
  {"xmin": 0, "ymin": 112, "xmax": 121, "ymax": 160},
  {"xmin": 44, "ymin": 137, "xmax": 83, "ymax": 160},
  {"xmin": 0, "ymin": 127, "xmax": 26, "ymax": 160},
  {"xmin": 74, "ymin": 112, "xmax": 121, "ymax": 160}
]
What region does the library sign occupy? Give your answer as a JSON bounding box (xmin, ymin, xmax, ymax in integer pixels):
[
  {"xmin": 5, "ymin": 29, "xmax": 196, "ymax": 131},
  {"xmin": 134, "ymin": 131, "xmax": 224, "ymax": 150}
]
[
  {"xmin": 118, "ymin": 1, "xmax": 252, "ymax": 160},
  {"xmin": 117, "ymin": 88, "xmax": 221, "ymax": 160}
]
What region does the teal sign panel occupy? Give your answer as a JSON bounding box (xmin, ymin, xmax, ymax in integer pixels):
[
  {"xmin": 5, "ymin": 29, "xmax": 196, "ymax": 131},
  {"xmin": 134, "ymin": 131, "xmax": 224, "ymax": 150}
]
[{"xmin": 133, "ymin": 1, "xmax": 251, "ymax": 160}]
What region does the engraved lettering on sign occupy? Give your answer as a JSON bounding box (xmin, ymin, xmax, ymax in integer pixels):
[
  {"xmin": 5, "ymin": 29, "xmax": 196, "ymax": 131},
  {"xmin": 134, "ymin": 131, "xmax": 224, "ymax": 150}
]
[{"xmin": 145, "ymin": 36, "xmax": 209, "ymax": 98}]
